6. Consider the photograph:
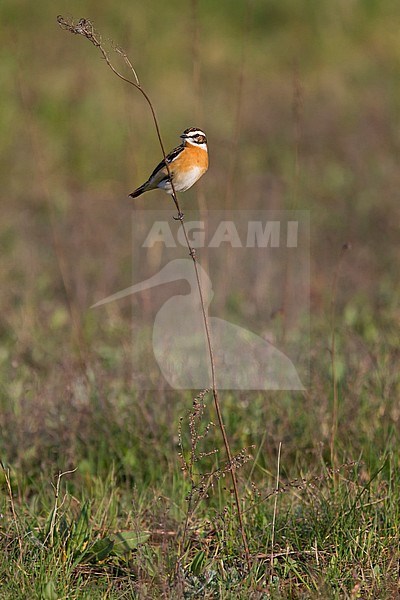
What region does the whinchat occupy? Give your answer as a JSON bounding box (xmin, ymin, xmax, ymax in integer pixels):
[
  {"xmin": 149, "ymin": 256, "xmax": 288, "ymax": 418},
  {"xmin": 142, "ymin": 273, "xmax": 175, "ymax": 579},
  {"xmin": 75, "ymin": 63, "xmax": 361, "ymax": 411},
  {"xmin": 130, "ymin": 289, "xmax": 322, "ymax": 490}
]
[{"xmin": 129, "ymin": 128, "xmax": 208, "ymax": 198}]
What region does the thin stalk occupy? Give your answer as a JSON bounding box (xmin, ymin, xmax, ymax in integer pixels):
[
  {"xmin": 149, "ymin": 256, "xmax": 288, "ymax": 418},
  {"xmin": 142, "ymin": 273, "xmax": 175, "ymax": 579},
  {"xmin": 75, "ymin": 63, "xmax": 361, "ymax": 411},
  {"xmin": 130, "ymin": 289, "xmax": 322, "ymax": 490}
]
[
  {"xmin": 1, "ymin": 461, "xmax": 23, "ymax": 562},
  {"xmin": 269, "ymin": 442, "xmax": 282, "ymax": 580},
  {"xmin": 46, "ymin": 468, "xmax": 77, "ymax": 547},
  {"xmin": 58, "ymin": 16, "xmax": 251, "ymax": 571}
]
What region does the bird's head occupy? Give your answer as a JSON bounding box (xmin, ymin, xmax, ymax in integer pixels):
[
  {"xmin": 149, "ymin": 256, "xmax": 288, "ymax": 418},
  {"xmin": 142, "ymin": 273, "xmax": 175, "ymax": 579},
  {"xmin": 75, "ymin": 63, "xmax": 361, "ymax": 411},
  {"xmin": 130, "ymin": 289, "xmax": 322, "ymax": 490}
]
[{"xmin": 180, "ymin": 127, "xmax": 207, "ymax": 149}]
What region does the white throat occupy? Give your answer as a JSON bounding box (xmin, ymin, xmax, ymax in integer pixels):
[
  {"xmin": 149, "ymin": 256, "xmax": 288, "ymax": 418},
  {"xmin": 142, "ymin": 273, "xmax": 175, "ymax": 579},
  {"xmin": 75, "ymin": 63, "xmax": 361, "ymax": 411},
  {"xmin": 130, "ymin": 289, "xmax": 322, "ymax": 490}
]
[{"xmin": 186, "ymin": 140, "xmax": 207, "ymax": 152}]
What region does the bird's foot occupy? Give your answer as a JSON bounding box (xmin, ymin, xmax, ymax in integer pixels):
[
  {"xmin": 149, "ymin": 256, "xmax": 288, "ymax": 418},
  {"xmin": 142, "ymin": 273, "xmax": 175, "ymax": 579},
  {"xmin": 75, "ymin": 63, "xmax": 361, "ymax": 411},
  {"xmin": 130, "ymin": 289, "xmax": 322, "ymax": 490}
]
[
  {"xmin": 189, "ymin": 248, "xmax": 196, "ymax": 259},
  {"xmin": 173, "ymin": 211, "xmax": 184, "ymax": 221}
]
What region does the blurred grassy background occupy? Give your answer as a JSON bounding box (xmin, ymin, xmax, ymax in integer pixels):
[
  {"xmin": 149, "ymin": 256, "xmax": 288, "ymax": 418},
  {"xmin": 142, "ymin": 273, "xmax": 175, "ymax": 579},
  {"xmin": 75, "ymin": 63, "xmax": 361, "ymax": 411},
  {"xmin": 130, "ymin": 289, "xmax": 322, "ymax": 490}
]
[{"xmin": 1, "ymin": 0, "xmax": 400, "ymax": 597}]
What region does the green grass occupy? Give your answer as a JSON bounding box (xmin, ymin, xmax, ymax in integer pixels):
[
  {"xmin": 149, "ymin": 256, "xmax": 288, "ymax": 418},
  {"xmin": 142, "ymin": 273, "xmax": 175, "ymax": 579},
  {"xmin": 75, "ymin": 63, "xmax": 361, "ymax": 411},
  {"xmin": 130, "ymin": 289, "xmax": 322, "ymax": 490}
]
[
  {"xmin": 1, "ymin": 321, "xmax": 399, "ymax": 597},
  {"xmin": 1, "ymin": 0, "xmax": 400, "ymax": 597}
]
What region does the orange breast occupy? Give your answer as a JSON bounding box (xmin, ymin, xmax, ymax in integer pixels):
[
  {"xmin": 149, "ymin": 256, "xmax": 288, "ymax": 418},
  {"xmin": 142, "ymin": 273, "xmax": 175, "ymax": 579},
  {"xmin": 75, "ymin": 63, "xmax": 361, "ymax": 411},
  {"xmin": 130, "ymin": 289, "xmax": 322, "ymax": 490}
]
[
  {"xmin": 170, "ymin": 145, "xmax": 208, "ymax": 191},
  {"xmin": 176, "ymin": 145, "xmax": 208, "ymax": 173}
]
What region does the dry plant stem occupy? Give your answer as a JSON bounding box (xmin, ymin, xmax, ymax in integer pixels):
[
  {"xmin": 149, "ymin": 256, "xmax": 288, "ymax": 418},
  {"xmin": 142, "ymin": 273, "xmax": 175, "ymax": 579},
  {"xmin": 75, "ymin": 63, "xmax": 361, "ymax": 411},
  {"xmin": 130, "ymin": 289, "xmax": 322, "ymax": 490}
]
[
  {"xmin": 1, "ymin": 461, "xmax": 23, "ymax": 561},
  {"xmin": 178, "ymin": 391, "xmax": 212, "ymax": 564},
  {"xmin": 269, "ymin": 442, "xmax": 282, "ymax": 579},
  {"xmin": 330, "ymin": 243, "xmax": 351, "ymax": 471},
  {"xmin": 57, "ymin": 16, "xmax": 251, "ymax": 571},
  {"xmin": 46, "ymin": 468, "xmax": 77, "ymax": 547}
]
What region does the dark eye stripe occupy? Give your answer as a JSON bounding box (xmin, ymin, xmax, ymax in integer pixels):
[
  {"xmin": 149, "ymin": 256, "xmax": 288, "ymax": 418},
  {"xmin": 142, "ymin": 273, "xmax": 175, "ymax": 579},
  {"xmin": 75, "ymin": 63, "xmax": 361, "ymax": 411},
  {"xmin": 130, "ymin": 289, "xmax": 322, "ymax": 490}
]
[{"xmin": 190, "ymin": 135, "xmax": 206, "ymax": 143}]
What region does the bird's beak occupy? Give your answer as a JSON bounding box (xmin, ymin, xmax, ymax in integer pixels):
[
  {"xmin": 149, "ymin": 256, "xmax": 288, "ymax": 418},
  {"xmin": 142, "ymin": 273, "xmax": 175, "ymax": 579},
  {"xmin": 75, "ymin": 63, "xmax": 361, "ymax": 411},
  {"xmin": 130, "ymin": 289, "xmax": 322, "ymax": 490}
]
[
  {"xmin": 180, "ymin": 133, "xmax": 188, "ymax": 139},
  {"xmin": 91, "ymin": 263, "xmax": 182, "ymax": 308}
]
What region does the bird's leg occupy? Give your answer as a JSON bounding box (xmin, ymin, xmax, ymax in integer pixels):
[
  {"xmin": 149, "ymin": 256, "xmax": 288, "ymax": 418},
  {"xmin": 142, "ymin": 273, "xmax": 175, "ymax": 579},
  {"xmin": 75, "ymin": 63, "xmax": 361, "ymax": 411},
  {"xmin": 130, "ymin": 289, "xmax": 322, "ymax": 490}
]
[{"xmin": 169, "ymin": 193, "xmax": 184, "ymax": 221}]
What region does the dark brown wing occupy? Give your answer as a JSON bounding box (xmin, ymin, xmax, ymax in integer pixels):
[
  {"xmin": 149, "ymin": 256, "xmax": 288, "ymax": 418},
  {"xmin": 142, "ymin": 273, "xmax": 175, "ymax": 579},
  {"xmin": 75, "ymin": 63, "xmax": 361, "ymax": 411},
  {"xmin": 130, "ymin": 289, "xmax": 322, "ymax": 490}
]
[{"xmin": 148, "ymin": 144, "xmax": 184, "ymax": 180}]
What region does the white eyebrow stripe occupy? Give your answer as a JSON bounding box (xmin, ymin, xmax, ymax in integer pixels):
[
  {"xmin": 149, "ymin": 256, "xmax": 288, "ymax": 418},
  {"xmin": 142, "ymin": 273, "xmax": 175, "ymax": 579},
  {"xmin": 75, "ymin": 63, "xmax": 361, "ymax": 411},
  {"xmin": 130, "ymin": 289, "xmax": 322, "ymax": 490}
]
[{"xmin": 186, "ymin": 130, "xmax": 206, "ymax": 138}]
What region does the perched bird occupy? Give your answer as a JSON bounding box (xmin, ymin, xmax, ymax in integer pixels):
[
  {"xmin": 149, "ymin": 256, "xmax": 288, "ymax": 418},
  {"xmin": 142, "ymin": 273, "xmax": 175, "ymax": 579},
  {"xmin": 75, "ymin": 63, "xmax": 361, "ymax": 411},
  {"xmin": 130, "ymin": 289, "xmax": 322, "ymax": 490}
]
[{"xmin": 129, "ymin": 128, "xmax": 208, "ymax": 198}]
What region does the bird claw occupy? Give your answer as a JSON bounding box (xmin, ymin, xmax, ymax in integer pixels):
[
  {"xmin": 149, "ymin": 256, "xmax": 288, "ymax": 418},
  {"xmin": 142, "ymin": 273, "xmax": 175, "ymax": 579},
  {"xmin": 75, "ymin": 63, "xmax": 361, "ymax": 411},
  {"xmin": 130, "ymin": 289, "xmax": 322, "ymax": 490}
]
[{"xmin": 173, "ymin": 211, "xmax": 184, "ymax": 221}]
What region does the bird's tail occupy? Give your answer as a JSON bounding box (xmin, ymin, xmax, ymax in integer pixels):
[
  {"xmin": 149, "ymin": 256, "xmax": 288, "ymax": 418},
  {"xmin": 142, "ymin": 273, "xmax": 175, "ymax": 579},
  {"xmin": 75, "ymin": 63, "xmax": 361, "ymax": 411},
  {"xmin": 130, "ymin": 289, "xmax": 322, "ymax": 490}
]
[{"xmin": 129, "ymin": 182, "xmax": 148, "ymax": 198}]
